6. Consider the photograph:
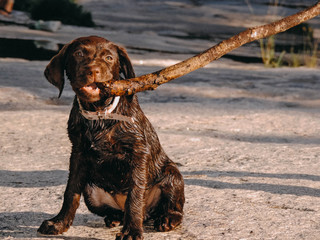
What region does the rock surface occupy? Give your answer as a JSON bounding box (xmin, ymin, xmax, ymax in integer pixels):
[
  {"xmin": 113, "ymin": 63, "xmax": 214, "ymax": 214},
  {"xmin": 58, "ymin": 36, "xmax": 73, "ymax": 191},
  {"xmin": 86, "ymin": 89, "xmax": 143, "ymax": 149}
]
[{"xmin": 0, "ymin": 1, "xmax": 320, "ymax": 239}]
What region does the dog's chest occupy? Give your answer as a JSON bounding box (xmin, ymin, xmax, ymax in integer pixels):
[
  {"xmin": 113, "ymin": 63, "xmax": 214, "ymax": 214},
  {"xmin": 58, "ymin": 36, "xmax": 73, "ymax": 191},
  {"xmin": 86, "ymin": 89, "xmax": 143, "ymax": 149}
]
[{"xmin": 70, "ymin": 118, "xmax": 136, "ymax": 190}]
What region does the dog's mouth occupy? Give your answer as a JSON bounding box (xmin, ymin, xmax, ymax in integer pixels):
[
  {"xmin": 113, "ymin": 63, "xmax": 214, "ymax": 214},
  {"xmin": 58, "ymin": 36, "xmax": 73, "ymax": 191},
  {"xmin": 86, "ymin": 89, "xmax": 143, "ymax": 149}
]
[
  {"xmin": 76, "ymin": 82, "xmax": 105, "ymax": 102},
  {"xmin": 81, "ymin": 83, "xmax": 101, "ymax": 95}
]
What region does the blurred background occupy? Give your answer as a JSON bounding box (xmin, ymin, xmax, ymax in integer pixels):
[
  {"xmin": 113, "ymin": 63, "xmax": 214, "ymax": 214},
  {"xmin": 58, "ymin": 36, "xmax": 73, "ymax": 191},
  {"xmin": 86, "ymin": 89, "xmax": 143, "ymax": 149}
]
[{"xmin": 0, "ymin": 0, "xmax": 319, "ymax": 67}]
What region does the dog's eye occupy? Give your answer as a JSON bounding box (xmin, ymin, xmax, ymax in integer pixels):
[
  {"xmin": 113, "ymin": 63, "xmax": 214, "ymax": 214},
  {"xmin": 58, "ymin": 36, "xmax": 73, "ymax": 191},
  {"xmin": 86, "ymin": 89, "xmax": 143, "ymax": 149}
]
[
  {"xmin": 105, "ymin": 56, "xmax": 113, "ymax": 61},
  {"xmin": 75, "ymin": 50, "xmax": 83, "ymax": 57}
]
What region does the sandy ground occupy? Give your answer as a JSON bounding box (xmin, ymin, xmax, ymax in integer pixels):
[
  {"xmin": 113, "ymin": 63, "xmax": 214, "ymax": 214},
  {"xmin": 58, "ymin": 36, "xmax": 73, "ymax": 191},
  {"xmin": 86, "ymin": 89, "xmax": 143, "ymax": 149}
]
[{"xmin": 1, "ymin": 0, "xmax": 320, "ymax": 239}]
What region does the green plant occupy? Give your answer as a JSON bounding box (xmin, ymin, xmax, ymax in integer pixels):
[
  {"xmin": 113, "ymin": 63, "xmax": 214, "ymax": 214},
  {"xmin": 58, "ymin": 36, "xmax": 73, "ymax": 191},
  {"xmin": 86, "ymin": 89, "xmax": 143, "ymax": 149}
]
[
  {"xmin": 288, "ymin": 23, "xmax": 318, "ymax": 68},
  {"xmin": 305, "ymin": 42, "xmax": 318, "ymax": 67},
  {"xmin": 300, "ymin": 24, "xmax": 318, "ymax": 68},
  {"xmin": 257, "ymin": 1, "xmax": 318, "ymax": 68},
  {"xmin": 260, "ymin": 35, "xmax": 285, "ymax": 68},
  {"xmin": 290, "ymin": 43, "xmax": 318, "ymax": 68},
  {"xmin": 290, "ymin": 49, "xmax": 300, "ymax": 67}
]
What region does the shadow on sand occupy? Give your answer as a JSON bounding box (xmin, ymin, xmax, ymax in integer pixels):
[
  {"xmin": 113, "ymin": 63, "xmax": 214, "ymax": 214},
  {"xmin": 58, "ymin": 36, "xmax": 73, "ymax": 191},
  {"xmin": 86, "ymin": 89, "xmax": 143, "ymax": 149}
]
[{"xmin": 183, "ymin": 170, "xmax": 320, "ymax": 197}]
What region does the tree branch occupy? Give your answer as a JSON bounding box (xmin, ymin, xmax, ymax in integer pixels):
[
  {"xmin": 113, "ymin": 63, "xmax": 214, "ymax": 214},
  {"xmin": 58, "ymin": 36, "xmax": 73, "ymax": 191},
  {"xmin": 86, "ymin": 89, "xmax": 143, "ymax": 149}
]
[{"xmin": 103, "ymin": 1, "xmax": 320, "ymax": 96}]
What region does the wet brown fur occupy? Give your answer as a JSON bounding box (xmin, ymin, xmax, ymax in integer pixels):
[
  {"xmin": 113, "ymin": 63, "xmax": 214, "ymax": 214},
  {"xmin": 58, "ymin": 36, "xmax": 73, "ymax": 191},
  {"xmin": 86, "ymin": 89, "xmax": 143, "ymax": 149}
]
[{"xmin": 37, "ymin": 36, "xmax": 184, "ymax": 240}]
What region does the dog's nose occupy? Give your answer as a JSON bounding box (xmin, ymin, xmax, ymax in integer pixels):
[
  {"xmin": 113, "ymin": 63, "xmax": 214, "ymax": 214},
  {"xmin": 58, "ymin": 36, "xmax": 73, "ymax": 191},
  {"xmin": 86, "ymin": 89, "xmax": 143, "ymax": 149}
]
[{"xmin": 87, "ymin": 66, "xmax": 100, "ymax": 78}]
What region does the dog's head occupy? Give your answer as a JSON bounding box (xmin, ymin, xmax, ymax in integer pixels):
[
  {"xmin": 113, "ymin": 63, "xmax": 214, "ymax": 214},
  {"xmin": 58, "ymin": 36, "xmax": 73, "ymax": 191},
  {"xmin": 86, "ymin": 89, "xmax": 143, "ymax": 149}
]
[{"xmin": 45, "ymin": 36, "xmax": 135, "ymax": 102}]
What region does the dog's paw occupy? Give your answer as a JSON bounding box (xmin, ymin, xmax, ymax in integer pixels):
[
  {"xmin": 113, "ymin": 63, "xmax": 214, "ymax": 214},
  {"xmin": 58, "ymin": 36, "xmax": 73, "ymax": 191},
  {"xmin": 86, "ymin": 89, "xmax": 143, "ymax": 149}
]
[
  {"xmin": 37, "ymin": 219, "xmax": 67, "ymax": 235},
  {"xmin": 154, "ymin": 212, "xmax": 183, "ymax": 232},
  {"xmin": 115, "ymin": 232, "xmax": 143, "ymax": 240},
  {"xmin": 104, "ymin": 218, "xmax": 122, "ymax": 228}
]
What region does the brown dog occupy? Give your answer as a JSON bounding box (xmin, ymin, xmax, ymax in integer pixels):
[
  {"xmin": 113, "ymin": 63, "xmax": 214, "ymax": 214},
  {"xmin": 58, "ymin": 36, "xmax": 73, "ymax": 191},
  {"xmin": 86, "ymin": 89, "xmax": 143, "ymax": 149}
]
[{"xmin": 37, "ymin": 36, "xmax": 185, "ymax": 240}]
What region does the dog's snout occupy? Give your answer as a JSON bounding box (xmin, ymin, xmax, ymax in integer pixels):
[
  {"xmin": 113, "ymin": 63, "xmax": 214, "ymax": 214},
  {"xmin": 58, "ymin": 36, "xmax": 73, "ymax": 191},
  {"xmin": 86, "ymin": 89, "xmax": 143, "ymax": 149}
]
[{"xmin": 86, "ymin": 66, "xmax": 101, "ymax": 78}]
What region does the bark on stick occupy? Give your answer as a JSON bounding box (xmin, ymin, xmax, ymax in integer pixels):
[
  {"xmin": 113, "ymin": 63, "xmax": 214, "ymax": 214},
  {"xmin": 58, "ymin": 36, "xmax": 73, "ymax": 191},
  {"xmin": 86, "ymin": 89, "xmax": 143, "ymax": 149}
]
[{"xmin": 103, "ymin": 1, "xmax": 320, "ymax": 96}]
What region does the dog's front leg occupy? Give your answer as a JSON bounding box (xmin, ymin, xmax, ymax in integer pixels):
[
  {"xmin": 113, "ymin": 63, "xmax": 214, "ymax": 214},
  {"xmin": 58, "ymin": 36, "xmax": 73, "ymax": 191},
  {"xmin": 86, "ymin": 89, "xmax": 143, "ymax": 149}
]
[
  {"xmin": 38, "ymin": 151, "xmax": 86, "ymax": 235},
  {"xmin": 116, "ymin": 157, "xmax": 147, "ymax": 240}
]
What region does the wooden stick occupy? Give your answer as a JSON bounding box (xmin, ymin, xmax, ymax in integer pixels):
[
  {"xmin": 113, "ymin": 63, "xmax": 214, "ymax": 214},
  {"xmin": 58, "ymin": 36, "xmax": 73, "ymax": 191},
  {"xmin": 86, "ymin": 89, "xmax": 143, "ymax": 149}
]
[{"xmin": 103, "ymin": 1, "xmax": 320, "ymax": 96}]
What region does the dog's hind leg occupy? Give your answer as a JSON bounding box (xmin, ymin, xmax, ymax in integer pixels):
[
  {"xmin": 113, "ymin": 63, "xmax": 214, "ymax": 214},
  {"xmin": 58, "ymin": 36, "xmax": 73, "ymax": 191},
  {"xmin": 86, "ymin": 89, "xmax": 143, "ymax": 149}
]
[{"xmin": 153, "ymin": 162, "xmax": 185, "ymax": 232}]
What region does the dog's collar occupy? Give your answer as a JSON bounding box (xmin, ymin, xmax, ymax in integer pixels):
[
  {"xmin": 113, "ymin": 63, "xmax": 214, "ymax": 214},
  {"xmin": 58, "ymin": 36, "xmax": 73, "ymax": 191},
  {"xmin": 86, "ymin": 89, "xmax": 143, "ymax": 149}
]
[{"xmin": 77, "ymin": 97, "xmax": 134, "ymax": 123}]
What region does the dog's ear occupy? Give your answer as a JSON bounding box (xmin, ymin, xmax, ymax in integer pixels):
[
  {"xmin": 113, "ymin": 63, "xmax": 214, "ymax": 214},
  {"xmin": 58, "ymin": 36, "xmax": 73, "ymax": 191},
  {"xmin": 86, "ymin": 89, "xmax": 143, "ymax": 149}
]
[
  {"xmin": 117, "ymin": 46, "xmax": 135, "ymax": 79},
  {"xmin": 44, "ymin": 43, "xmax": 70, "ymax": 98}
]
